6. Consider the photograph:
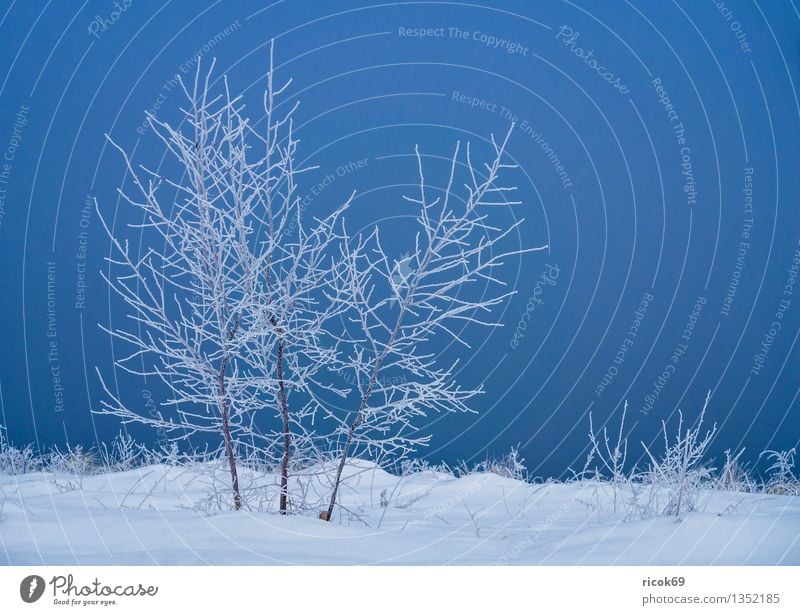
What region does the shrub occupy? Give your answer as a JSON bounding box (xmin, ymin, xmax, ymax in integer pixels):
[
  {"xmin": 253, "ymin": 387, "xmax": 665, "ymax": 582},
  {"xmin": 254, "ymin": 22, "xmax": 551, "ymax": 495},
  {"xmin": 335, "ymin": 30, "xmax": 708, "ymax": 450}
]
[
  {"xmin": 763, "ymin": 449, "xmax": 799, "ymax": 495},
  {"xmin": 46, "ymin": 444, "xmax": 98, "ymax": 476},
  {"xmin": 641, "ymin": 392, "xmax": 717, "ymax": 516},
  {"xmin": 0, "ymin": 426, "xmax": 39, "ymax": 475}
]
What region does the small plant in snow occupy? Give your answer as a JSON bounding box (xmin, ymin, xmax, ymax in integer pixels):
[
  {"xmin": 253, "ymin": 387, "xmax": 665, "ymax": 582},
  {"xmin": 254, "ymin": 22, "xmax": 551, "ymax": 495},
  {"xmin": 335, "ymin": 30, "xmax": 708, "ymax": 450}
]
[
  {"xmin": 642, "ymin": 391, "xmax": 716, "ymax": 516},
  {"xmin": 0, "ymin": 426, "xmax": 38, "ymax": 475},
  {"xmin": 716, "ymin": 448, "xmax": 755, "ymax": 493},
  {"xmin": 621, "ymin": 479, "xmax": 662, "ymax": 522},
  {"xmin": 0, "ymin": 445, "xmax": 38, "ymax": 475},
  {"xmin": 47, "ymin": 445, "xmax": 97, "ymax": 476},
  {"xmin": 472, "ymin": 446, "xmax": 528, "ymax": 480},
  {"xmin": 400, "ymin": 457, "xmax": 454, "ymax": 478},
  {"xmin": 763, "ymin": 449, "xmax": 799, "ymax": 495},
  {"xmin": 99, "ymin": 432, "xmax": 152, "ymax": 471},
  {"xmin": 585, "ymin": 402, "xmax": 629, "ymax": 513},
  {"xmin": 160, "ymin": 442, "xmax": 182, "ymax": 467},
  {"xmin": 400, "ymin": 458, "xmax": 434, "ymax": 476}
]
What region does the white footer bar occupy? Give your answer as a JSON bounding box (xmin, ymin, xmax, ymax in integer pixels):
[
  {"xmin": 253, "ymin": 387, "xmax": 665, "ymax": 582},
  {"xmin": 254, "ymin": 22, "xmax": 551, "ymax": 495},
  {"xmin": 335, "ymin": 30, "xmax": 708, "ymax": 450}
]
[{"xmin": 1, "ymin": 566, "xmax": 797, "ymax": 614}]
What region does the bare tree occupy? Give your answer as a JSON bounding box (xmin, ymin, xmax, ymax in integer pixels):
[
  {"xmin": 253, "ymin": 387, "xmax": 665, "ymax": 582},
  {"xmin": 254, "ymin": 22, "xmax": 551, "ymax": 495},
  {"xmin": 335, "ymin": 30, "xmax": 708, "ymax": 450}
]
[
  {"xmin": 97, "ymin": 42, "xmax": 359, "ymax": 513},
  {"xmin": 323, "ymin": 128, "xmax": 546, "ymax": 519},
  {"xmin": 243, "ymin": 160, "xmax": 353, "ymax": 513},
  {"xmin": 234, "ymin": 45, "xmax": 354, "ymax": 514},
  {"xmin": 95, "ymin": 49, "xmax": 310, "ymax": 510},
  {"xmin": 95, "ymin": 47, "xmax": 546, "ymax": 519}
]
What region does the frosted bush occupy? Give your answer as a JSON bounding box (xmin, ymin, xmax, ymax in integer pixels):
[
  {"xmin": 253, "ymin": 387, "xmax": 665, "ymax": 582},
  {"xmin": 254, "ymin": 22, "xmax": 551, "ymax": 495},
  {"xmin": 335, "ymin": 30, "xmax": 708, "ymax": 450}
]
[
  {"xmin": 99, "ymin": 432, "xmax": 153, "ymax": 471},
  {"xmin": 0, "ymin": 427, "xmax": 38, "ymax": 475},
  {"xmin": 46, "ymin": 445, "xmax": 97, "ymax": 476},
  {"xmin": 1, "ymin": 447, "xmax": 38, "ymax": 475},
  {"xmin": 641, "ymin": 391, "xmax": 716, "ymax": 516},
  {"xmin": 764, "ymin": 449, "xmax": 799, "ymax": 495}
]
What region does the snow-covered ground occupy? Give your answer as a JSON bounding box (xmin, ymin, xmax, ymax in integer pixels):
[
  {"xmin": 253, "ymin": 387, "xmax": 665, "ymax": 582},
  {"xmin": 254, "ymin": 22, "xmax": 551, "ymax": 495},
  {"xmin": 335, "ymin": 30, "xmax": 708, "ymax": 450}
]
[{"xmin": 1, "ymin": 461, "xmax": 798, "ymax": 565}]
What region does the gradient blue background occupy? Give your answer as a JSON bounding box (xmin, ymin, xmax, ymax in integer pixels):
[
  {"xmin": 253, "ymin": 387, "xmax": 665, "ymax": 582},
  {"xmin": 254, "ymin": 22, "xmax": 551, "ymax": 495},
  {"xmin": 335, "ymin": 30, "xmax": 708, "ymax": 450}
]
[{"xmin": 0, "ymin": 0, "xmax": 798, "ymax": 478}]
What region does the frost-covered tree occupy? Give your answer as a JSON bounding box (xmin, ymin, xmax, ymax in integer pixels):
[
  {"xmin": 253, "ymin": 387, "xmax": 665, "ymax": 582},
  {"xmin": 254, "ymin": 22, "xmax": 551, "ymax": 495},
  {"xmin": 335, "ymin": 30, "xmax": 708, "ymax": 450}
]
[
  {"xmin": 323, "ymin": 129, "xmax": 546, "ymax": 519},
  {"xmin": 240, "ymin": 92, "xmax": 353, "ymax": 512},
  {"xmin": 94, "ymin": 45, "xmax": 345, "ymax": 511},
  {"xmin": 96, "ymin": 45, "xmax": 544, "ymax": 518}
]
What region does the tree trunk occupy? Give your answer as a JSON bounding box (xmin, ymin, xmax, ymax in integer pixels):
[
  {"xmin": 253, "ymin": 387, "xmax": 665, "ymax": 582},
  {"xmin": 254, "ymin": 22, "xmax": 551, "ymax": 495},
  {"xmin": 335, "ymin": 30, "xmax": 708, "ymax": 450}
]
[
  {"xmin": 220, "ymin": 402, "xmax": 242, "ymax": 510},
  {"xmin": 218, "ymin": 357, "xmax": 242, "ymax": 510},
  {"xmin": 325, "ymin": 329, "xmax": 401, "ymax": 520},
  {"xmin": 325, "ymin": 441, "xmax": 348, "ymax": 521},
  {"xmin": 276, "ymin": 339, "xmax": 291, "ymax": 514},
  {"xmin": 325, "ymin": 415, "xmax": 362, "ymax": 521}
]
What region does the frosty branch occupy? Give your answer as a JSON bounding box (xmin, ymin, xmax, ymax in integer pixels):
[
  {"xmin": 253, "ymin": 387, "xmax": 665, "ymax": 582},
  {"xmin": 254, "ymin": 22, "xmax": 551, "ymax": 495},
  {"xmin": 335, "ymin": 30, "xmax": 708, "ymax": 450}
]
[{"xmin": 324, "ymin": 129, "xmax": 547, "ymax": 519}]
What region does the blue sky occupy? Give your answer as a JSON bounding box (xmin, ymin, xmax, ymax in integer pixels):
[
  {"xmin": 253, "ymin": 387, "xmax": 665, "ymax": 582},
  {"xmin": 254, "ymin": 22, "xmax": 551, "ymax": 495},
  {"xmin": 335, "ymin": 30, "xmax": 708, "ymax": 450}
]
[{"xmin": 0, "ymin": 0, "xmax": 798, "ymax": 477}]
